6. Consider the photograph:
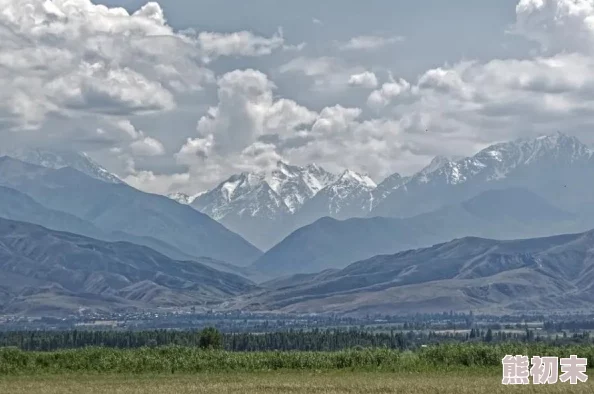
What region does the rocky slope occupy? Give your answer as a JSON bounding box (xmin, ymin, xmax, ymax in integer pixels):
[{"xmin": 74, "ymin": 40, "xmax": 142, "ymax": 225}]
[
  {"xmin": 236, "ymin": 229, "xmax": 594, "ymax": 316},
  {"xmin": 0, "ymin": 218, "xmax": 256, "ymax": 316}
]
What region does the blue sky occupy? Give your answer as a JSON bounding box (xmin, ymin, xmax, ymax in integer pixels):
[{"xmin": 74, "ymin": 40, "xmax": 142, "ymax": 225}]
[
  {"xmin": 1, "ymin": 0, "xmax": 593, "ymax": 194},
  {"xmin": 98, "ymin": 0, "xmax": 530, "ymax": 81}
]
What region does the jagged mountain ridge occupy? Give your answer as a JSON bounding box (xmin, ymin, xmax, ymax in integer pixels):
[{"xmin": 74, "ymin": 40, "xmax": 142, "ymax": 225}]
[
  {"xmin": 1, "ymin": 148, "xmax": 122, "ymax": 184},
  {"xmin": 233, "ymin": 229, "xmax": 594, "ymax": 316},
  {"xmin": 190, "ymin": 161, "xmax": 380, "ymax": 249},
  {"xmin": 292, "ymin": 170, "xmax": 378, "ymax": 229},
  {"xmin": 372, "ymin": 132, "xmax": 594, "ymax": 217},
  {"xmin": 186, "ymin": 153, "xmax": 459, "ymax": 229},
  {"xmin": 178, "ymin": 132, "xmax": 593, "ymax": 250},
  {"xmin": 192, "ymin": 161, "xmax": 339, "ymax": 219}
]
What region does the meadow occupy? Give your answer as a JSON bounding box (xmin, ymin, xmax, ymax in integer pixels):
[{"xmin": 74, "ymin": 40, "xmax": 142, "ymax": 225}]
[
  {"xmin": 1, "ymin": 371, "xmax": 592, "ymax": 393},
  {"xmin": 3, "ymin": 343, "xmax": 594, "ymax": 374},
  {"xmin": 1, "ymin": 343, "xmax": 593, "ymax": 393}
]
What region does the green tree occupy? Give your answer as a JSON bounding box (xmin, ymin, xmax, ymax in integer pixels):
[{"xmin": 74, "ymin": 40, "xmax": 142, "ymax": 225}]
[
  {"xmin": 199, "ymin": 327, "xmax": 223, "ymax": 350},
  {"xmin": 484, "ymin": 329, "xmax": 493, "ymax": 343}
]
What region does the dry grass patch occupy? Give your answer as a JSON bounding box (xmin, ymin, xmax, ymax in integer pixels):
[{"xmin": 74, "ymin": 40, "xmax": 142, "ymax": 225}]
[{"xmin": 1, "ymin": 371, "xmax": 593, "ymax": 394}]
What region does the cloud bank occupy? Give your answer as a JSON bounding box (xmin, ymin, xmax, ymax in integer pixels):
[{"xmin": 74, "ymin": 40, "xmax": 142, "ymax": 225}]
[{"xmin": 4, "ymin": 0, "xmax": 594, "ymax": 196}]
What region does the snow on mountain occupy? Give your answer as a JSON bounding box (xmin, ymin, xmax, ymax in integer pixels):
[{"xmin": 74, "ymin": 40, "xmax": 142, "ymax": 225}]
[
  {"xmin": 338, "ymin": 169, "xmax": 377, "ymax": 189},
  {"xmin": 2, "ymin": 148, "xmax": 122, "ymax": 184},
  {"xmin": 267, "ymin": 161, "xmax": 338, "ymax": 213},
  {"xmin": 324, "ymin": 170, "xmax": 377, "ymax": 215},
  {"xmin": 169, "ymin": 192, "xmax": 192, "ymax": 204},
  {"xmin": 193, "ymin": 162, "xmax": 375, "ymax": 224},
  {"xmin": 372, "ymin": 132, "xmax": 594, "ymax": 217},
  {"xmin": 417, "ymin": 156, "xmax": 454, "ymax": 181},
  {"xmin": 185, "ymin": 131, "xmax": 594, "ymax": 249},
  {"xmin": 295, "ymin": 169, "xmax": 378, "ymax": 223},
  {"xmin": 418, "ymin": 132, "xmax": 592, "ymax": 187},
  {"xmin": 192, "ymin": 161, "xmax": 338, "ymax": 220},
  {"xmin": 372, "ymin": 173, "xmax": 409, "ymax": 205},
  {"xmin": 168, "ymin": 191, "xmax": 205, "ymax": 205},
  {"xmin": 189, "ymin": 162, "xmax": 374, "ymax": 249},
  {"xmin": 193, "ymin": 173, "xmax": 275, "ymax": 220},
  {"xmin": 372, "ymin": 156, "xmax": 456, "ymax": 205}
]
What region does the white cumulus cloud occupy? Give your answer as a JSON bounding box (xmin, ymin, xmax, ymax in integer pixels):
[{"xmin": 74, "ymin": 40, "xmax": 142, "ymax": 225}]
[
  {"xmin": 196, "ymin": 29, "xmax": 286, "ymax": 63},
  {"xmin": 367, "ymin": 78, "xmax": 411, "ymax": 110},
  {"xmin": 348, "ymin": 71, "xmax": 379, "ymax": 88}
]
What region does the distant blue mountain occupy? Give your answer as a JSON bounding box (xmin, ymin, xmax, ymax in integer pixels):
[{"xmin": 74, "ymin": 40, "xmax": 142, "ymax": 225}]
[
  {"xmin": 0, "ymin": 218, "xmax": 256, "ymax": 316},
  {"xmin": 0, "ymin": 157, "xmax": 261, "ymax": 266},
  {"xmin": 241, "ymin": 229, "xmax": 594, "ymax": 315},
  {"xmin": 253, "ymin": 188, "xmax": 580, "ymax": 276}
]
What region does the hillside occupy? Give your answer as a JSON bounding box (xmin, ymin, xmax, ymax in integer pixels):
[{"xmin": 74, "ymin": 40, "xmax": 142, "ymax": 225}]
[
  {"xmin": 0, "ymin": 218, "xmax": 257, "ymax": 316},
  {"xmin": 237, "ymin": 230, "xmax": 594, "ymax": 315},
  {"xmin": 253, "ymin": 188, "xmax": 580, "ymax": 276},
  {"xmin": 0, "ymin": 157, "xmax": 261, "ymax": 266}
]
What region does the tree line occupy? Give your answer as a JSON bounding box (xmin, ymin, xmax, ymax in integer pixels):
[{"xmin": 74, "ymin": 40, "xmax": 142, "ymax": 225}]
[
  {"xmin": 0, "ymin": 326, "xmax": 592, "ymax": 352},
  {"xmin": 0, "ymin": 329, "xmax": 409, "ymax": 352}
]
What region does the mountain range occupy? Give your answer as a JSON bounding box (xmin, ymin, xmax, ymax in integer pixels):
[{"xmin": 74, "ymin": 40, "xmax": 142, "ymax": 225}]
[
  {"xmin": 0, "ymin": 148, "xmax": 123, "ymax": 184},
  {"xmin": 0, "ymin": 184, "xmax": 237, "ymax": 272},
  {"xmin": 188, "ymin": 162, "xmax": 393, "ymax": 249},
  {"xmin": 180, "ymin": 132, "xmax": 594, "ymax": 251},
  {"xmin": 252, "ymin": 188, "xmax": 585, "ymax": 277},
  {"xmin": 0, "ymin": 218, "xmax": 256, "ymax": 316},
  {"xmin": 191, "ymin": 162, "xmax": 341, "ymax": 249},
  {"xmin": 0, "ymin": 156, "xmax": 261, "ymax": 266},
  {"xmin": 234, "ymin": 229, "xmax": 594, "ymax": 315},
  {"xmin": 2, "ymin": 132, "xmax": 594, "ymax": 317},
  {"xmin": 373, "ymin": 132, "xmax": 594, "ymax": 218}
]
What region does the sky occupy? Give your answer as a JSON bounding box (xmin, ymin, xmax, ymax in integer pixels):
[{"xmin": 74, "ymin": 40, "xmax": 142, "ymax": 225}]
[{"xmin": 2, "ymin": 0, "xmax": 594, "ymax": 194}]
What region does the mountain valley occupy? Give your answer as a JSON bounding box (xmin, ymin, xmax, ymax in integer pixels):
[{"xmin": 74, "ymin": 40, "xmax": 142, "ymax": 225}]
[{"xmin": 2, "ymin": 132, "xmax": 594, "ymax": 317}]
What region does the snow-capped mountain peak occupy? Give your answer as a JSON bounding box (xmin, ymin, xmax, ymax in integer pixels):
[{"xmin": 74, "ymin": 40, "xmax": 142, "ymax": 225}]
[
  {"xmin": 220, "ymin": 172, "xmax": 265, "ymax": 202},
  {"xmin": 192, "ymin": 171, "xmax": 282, "ymax": 220},
  {"xmin": 373, "ymin": 172, "xmax": 410, "ymax": 204},
  {"xmin": 337, "ymin": 169, "xmax": 377, "ymax": 189},
  {"xmin": 254, "ymin": 161, "xmax": 336, "ymax": 213},
  {"xmin": 303, "ymin": 163, "xmax": 338, "ymax": 193},
  {"xmin": 421, "ymin": 156, "xmax": 454, "ymax": 175},
  {"xmin": 371, "ymin": 131, "xmax": 594, "ymax": 218},
  {"xmin": 365, "ymin": 131, "xmax": 594, "ymax": 218},
  {"xmin": 274, "ymin": 160, "xmax": 299, "ymax": 177},
  {"xmin": 469, "ymin": 132, "xmax": 592, "ymax": 180},
  {"xmin": 2, "ymin": 148, "xmax": 122, "ymax": 184},
  {"xmin": 191, "ymin": 161, "xmax": 339, "ymax": 219},
  {"xmin": 182, "ymin": 132, "xmax": 594, "ymax": 250},
  {"xmin": 298, "ymin": 169, "xmax": 377, "ymax": 219},
  {"xmin": 401, "ymin": 132, "xmax": 593, "ymax": 187}
]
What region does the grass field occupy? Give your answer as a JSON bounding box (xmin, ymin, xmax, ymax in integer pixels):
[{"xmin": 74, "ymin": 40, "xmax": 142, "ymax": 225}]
[
  {"xmin": 2, "ymin": 345, "xmax": 593, "ymax": 393},
  {"xmin": 1, "ymin": 371, "xmax": 592, "ymax": 393},
  {"xmin": 3, "ymin": 344, "xmax": 594, "ymax": 374}
]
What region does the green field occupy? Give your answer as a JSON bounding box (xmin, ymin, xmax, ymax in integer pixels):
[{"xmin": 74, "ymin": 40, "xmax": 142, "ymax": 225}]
[
  {"xmin": 3, "ymin": 344, "xmax": 594, "ymax": 374},
  {"xmin": 1, "ymin": 344, "xmax": 593, "ymax": 393},
  {"xmin": 1, "ymin": 371, "xmax": 592, "ymax": 394}
]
